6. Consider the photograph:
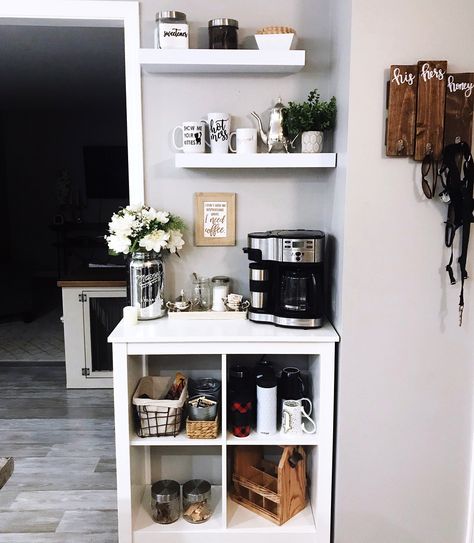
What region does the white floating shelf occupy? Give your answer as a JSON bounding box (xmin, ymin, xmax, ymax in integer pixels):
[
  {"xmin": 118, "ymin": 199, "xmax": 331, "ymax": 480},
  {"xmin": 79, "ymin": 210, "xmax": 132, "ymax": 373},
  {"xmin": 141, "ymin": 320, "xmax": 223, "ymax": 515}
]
[
  {"xmin": 226, "ymin": 431, "xmax": 319, "ymax": 446},
  {"xmin": 175, "ymin": 153, "xmax": 337, "ymax": 169},
  {"xmin": 139, "ymin": 48, "xmax": 305, "ymax": 74}
]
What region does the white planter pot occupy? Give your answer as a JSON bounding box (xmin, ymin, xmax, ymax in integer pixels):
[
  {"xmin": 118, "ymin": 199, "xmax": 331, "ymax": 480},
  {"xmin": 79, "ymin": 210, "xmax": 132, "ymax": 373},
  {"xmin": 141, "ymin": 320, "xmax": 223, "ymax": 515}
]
[{"xmin": 301, "ymin": 131, "xmax": 324, "ymax": 153}]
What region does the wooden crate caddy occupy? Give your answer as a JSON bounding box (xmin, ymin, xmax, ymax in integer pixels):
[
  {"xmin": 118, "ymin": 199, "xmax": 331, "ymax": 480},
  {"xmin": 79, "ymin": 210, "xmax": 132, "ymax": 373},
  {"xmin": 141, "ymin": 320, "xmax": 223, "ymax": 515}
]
[{"xmin": 230, "ymin": 445, "xmax": 307, "ymax": 525}]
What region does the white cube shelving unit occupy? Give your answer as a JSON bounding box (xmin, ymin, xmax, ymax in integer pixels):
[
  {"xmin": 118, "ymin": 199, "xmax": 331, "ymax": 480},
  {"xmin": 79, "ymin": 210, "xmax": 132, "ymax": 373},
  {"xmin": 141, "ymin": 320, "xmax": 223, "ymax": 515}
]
[{"xmin": 109, "ymin": 318, "xmax": 338, "ymax": 543}]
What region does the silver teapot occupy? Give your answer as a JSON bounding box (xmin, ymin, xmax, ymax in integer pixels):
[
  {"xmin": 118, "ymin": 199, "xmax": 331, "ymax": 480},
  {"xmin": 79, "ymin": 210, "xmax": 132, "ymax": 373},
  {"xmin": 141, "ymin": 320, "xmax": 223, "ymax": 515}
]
[{"xmin": 251, "ymin": 97, "xmax": 290, "ymax": 153}]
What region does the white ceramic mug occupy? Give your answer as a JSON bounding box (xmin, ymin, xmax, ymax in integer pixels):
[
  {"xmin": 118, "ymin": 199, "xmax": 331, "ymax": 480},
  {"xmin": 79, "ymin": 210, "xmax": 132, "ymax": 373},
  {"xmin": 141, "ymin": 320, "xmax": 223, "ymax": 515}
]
[
  {"xmin": 172, "ymin": 121, "xmax": 208, "ymax": 153},
  {"xmin": 229, "ymin": 128, "xmax": 258, "ymax": 154},
  {"xmin": 202, "ymin": 112, "xmax": 231, "ymax": 154},
  {"xmin": 281, "ymin": 398, "xmax": 316, "ymax": 435}
]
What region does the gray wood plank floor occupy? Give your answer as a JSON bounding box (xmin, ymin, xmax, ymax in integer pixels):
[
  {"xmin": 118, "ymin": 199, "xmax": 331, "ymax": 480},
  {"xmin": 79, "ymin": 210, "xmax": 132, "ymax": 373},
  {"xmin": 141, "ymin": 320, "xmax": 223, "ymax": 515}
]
[{"xmin": 0, "ymin": 365, "xmax": 117, "ymax": 542}]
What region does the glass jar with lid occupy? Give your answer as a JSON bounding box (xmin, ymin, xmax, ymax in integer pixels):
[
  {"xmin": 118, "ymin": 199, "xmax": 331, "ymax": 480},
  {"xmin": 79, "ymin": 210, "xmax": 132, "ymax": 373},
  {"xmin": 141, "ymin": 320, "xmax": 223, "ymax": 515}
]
[
  {"xmin": 154, "ymin": 11, "xmax": 189, "ymax": 49},
  {"xmin": 191, "ymin": 276, "xmax": 212, "ymax": 311},
  {"xmin": 182, "ymin": 479, "xmax": 212, "ymax": 523},
  {"xmin": 211, "ymin": 276, "xmax": 230, "ymax": 312},
  {"xmin": 151, "ymin": 480, "xmax": 180, "ymax": 524},
  {"xmin": 208, "ymin": 18, "xmax": 239, "ymax": 49}
]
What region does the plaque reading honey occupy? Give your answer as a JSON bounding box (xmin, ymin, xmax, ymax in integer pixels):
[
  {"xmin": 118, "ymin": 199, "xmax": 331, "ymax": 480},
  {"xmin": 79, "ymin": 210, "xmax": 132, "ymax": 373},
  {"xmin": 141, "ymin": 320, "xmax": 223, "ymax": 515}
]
[{"xmin": 444, "ymin": 73, "xmax": 474, "ymax": 148}]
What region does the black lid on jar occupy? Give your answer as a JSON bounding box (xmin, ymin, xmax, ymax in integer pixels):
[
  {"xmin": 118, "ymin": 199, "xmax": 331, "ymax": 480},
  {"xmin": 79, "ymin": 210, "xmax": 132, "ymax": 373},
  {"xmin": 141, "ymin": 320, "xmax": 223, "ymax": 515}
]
[
  {"xmin": 151, "ymin": 480, "xmax": 180, "ymax": 503},
  {"xmin": 183, "ymin": 479, "xmax": 211, "ymax": 502},
  {"xmin": 156, "ymin": 11, "xmax": 187, "ymax": 21},
  {"xmin": 211, "ymin": 275, "xmax": 230, "ymax": 284},
  {"xmin": 208, "ymin": 18, "xmax": 239, "ymax": 28}
]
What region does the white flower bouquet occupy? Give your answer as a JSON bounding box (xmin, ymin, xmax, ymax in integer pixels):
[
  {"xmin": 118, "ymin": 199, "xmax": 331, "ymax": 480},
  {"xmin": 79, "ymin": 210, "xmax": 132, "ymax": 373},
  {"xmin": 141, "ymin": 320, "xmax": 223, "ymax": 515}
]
[{"xmin": 105, "ymin": 204, "xmax": 185, "ymax": 256}]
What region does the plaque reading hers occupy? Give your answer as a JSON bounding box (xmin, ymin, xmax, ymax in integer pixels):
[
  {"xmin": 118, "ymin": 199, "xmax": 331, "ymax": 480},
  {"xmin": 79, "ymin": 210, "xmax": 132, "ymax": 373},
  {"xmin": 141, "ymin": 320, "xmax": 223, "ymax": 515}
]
[
  {"xmin": 194, "ymin": 192, "xmax": 236, "ymax": 246},
  {"xmin": 414, "ymin": 60, "xmax": 448, "ymax": 160}
]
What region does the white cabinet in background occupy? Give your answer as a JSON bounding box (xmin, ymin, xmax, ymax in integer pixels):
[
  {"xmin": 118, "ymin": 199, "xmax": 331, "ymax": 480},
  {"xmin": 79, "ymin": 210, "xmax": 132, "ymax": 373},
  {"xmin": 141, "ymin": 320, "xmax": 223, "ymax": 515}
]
[
  {"xmin": 61, "ymin": 284, "xmax": 126, "ymax": 388},
  {"xmin": 109, "ymin": 318, "xmax": 339, "ymax": 543}
]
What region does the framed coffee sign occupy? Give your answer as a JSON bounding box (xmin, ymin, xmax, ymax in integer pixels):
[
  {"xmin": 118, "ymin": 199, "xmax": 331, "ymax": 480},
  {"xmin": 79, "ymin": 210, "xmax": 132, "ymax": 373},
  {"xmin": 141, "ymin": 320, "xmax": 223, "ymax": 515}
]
[{"xmin": 194, "ymin": 192, "xmax": 236, "ymax": 246}]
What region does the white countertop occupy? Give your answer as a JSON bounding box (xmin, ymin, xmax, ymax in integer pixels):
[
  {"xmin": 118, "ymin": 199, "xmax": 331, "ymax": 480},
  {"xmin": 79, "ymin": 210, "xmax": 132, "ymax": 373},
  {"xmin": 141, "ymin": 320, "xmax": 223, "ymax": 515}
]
[{"xmin": 108, "ymin": 317, "xmax": 339, "ymax": 344}]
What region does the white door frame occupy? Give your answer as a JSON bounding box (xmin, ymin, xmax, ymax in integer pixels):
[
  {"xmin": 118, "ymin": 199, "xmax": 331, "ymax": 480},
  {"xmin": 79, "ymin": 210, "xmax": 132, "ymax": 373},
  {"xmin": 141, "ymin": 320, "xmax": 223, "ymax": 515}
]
[{"xmin": 0, "ymin": 0, "xmax": 144, "ymax": 205}]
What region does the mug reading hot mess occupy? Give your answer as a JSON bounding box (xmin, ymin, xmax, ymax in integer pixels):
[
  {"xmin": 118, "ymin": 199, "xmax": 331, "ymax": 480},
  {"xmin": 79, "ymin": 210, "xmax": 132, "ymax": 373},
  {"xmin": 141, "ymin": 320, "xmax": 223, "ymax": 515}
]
[{"xmin": 202, "ymin": 113, "xmax": 231, "ymax": 153}]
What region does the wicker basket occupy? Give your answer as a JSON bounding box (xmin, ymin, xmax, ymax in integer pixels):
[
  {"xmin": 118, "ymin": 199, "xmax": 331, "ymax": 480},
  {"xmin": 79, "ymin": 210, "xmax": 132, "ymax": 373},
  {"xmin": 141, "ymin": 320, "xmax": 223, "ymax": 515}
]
[
  {"xmin": 133, "ymin": 376, "xmax": 187, "ymax": 438},
  {"xmin": 186, "ymin": 415, "xmax": 219, "ymax": 439}
]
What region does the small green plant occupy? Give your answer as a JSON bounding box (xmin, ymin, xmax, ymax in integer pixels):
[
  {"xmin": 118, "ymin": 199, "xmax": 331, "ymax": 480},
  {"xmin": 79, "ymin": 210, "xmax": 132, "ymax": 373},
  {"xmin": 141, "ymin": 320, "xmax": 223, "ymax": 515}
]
[{"xmin": 283, "ymin": 89, "xmax": 337, "ymax": 142}]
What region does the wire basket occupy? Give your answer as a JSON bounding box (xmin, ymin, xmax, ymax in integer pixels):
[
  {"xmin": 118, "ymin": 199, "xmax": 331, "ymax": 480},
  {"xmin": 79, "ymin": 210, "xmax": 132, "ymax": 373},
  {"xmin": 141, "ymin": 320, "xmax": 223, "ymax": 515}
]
[{"xmin": 133, "ymin": 376, "xmax": 187, "ymax": 437}]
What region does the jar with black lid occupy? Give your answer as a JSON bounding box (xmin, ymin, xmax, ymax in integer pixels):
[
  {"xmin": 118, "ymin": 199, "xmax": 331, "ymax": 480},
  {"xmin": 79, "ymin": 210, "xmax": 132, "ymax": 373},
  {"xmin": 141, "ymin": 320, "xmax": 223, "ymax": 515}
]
[
  {"xmin": 154, "ymin": 11, "xmax": 189, "ymax": 49},
  {"xmin": 151, "ymin": 480, "xmax": 180, "ymax": 524},
  {"xmin": 208, "ymin": 18, "xmax": 239, "ymax": 49},
  {"xmin": 183, "ymin": 479, "xmax": 213, "ymax": 523}
]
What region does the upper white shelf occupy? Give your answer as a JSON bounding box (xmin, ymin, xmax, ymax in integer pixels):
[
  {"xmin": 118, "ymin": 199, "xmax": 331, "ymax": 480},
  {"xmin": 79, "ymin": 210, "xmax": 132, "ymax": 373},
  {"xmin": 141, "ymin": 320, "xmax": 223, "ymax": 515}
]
[
  {"xmin": 139, "ymin": 48, "xmax": 305, "ymax": 74},
  {"xmin": 175, "ymin": 153, "xmax": 337, "ymax": 169}
]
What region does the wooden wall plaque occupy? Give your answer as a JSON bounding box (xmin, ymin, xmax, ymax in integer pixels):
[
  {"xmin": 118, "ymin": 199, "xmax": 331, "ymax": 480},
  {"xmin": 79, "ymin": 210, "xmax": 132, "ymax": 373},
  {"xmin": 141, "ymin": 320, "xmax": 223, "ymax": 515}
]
[
  {"xmin": 444, "ymin": 73, "xmax": 474, "ymax": 148},
  {"xmin": 414, "ymin": 60, "xmax": 448, "ymax": 161},
  {"xmin": 386, "ymin": 65, "xmax": 418, "ymax": 156}
]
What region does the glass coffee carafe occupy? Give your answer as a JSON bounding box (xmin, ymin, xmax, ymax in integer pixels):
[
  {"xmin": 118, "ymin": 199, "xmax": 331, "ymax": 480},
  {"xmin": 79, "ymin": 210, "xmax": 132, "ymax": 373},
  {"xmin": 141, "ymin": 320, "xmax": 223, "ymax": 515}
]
[{"xmin": 280, "ymin": 270, "xmax": 317, "ymax": 313}]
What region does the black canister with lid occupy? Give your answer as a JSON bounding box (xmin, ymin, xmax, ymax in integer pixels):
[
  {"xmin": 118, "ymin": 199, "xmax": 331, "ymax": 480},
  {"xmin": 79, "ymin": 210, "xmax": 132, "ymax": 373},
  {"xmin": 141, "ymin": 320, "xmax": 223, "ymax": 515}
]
[
  {"xmin": 229, "ymin": 365, "xmax": 254, "ymax": 437},
  {"xmin": 208, "ymin": 18, "xmax": 239, "ymax": 49}
]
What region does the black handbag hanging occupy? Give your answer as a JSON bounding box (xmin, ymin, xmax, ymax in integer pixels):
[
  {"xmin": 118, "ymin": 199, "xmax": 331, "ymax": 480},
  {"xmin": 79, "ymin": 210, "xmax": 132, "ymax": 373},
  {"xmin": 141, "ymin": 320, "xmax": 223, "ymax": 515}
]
[{"xmin": 438, "ymin": 141, "xmax": 474, "ymax": 325}]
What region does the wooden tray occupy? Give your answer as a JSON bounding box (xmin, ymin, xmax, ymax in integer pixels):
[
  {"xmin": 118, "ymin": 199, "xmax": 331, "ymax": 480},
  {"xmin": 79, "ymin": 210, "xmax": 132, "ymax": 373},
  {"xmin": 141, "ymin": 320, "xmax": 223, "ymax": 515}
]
[{"xmin": 168, "ymin": 310, "xmax": 247, "ymax": 320}]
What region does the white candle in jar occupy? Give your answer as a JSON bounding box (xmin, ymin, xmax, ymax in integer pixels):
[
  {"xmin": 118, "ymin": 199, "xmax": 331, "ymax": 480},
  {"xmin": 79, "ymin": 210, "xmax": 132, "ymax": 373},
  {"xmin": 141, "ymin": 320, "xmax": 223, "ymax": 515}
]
[
  {"xmin": 211, "ymin": 276, "xmax": 230, "ymax": 312},
  {"xmin": 123, "ymin": 306, "xmax": 138, "ymax": 325}
]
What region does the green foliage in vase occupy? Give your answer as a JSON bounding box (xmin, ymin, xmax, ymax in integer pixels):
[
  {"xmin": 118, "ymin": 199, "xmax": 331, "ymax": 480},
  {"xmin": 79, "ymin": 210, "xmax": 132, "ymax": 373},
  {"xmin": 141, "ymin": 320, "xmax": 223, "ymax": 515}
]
[{"xmin": 282, "ymin": 89, "xmax": 337, "ymax": 142}]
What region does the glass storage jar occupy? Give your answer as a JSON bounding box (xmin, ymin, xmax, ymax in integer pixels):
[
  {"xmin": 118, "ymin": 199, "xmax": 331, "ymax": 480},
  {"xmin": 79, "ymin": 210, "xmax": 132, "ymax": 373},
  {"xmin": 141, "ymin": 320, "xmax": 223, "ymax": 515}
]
[
  {"xmin": 211, "ymin": 276, "xmax": 230, "ymax": 312},
  {"xmin": 155, "ymin": 11, "xmax": 189, "ymax": 49},
  {"xmin": 191, "ymin": 276, "xmax": 212, "ymax": 311},
  {"xmin": 208, "ymin": 18, "xmax": 239, "ymax": 49},
  {"xmin": 151, "ymin": 480, "xmax": 180, "ymax": 524},
  {"xmin": 182, "ymin": 479, "xmax": 212, "ymax": 523}
]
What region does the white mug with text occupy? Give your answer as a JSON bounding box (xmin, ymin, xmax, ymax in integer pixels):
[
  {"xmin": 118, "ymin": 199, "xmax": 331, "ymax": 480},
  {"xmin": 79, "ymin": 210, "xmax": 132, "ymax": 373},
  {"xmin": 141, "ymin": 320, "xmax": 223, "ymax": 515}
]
[
  {"xmin": 202, "ymin": 112, "xmax": 231, "ymax": 154},
  {"xmin": 281, "ymin": 398, "xmax": 316, "ymax": 435},
  {"xmin": 172, "ymin": 121, "xmax": 208, "ymax": 153},
  {"xmin": 229, "ymin": 128, "xmax": 258, "ymax": 154}
]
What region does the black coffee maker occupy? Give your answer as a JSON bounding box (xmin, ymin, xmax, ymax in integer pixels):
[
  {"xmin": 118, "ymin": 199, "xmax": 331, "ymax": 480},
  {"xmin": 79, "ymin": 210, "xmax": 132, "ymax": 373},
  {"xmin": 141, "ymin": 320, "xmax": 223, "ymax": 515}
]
[{"xmin": 243, "ymin": 229, "xmax": 325, "ymax": 328}]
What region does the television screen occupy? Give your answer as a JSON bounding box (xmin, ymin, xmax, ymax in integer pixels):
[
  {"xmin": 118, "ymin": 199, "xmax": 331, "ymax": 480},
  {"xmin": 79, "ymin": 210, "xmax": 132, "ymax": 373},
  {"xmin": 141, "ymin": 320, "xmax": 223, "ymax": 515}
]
[{"xmin": 83, "ymin": 145, "xmax": 129, "ymax": 199}]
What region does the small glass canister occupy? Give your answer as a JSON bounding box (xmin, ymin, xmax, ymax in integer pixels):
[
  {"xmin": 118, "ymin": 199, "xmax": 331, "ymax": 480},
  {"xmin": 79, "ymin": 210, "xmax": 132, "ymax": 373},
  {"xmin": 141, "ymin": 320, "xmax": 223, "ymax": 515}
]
[
  {"xmin": 154, "ymin": 11, "xmax": 189, "ymax": 49},
  {"xmin": 211, "ymin": 276, "xmax": 230, "ymax": 312},
  {"xmin": 183, "ymin": 479, "xmax": 212, "ymax": 523},
  {"xmin": 208, "ymin": 18, "xmax": 239, "ymax": 49},
  {"xmin": 191, "ymin": 276, "xmax": 212, "ymax": 311},
  {"xmin": 151, "ymin": 480, "xmax": 180, "ymax": 524}
]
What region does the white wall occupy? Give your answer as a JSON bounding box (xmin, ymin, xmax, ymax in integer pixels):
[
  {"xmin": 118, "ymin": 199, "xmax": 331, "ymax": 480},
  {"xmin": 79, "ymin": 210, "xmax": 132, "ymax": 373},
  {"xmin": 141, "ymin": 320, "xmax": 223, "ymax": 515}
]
[{"xmin": 335, "ymin": 1, "xmax": 474, "ymax": 542}]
